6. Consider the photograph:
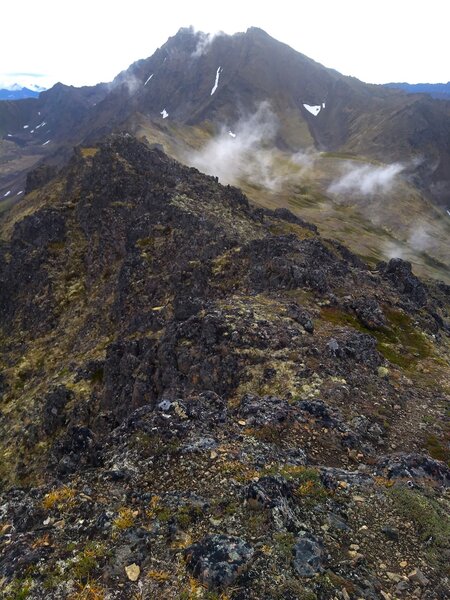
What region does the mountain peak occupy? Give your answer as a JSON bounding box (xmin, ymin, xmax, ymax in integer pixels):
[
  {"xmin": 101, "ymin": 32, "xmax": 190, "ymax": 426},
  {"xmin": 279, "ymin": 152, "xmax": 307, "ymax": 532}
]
[{"xmin": 245, "ymin": 26, "xmax": 271, "ymax": 37}]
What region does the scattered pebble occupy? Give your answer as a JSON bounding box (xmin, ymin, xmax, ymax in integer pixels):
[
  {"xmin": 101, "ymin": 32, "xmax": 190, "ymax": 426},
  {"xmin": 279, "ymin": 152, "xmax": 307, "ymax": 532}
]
[{"xmin": 125, "ymin": 563, "xmax": 140, "ymax": 581}]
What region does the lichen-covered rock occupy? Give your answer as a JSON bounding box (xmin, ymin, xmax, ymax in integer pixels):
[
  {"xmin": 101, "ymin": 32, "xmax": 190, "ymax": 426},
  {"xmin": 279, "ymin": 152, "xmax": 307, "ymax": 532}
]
[
  {"xmin": 292, "ymin": 532, "xmax": 326, "ymax": 577},
  {"xmin": 238, "ymin": 394, "xmax": 293, "ymax": 427},
  {"xmin": 350, "ymin": 296, "xmax": 386, "ymax": 329},
  {"xmin": 379, "ymin": 258, "xmax": 428, "ymax": 307},
  {"xmin": 184, "ymin": 534, "xmax": 254, "ymax": 589},
  {"xmin": 287, "ymin": 302, "xmax": 314, "ymax": 333},
  {"xmin": 245, "ymin": 476, "xmax": 293, "ymax": 509},
  {"xmin": 42, "ymin": 386, "xmax": 73, "ymax": 435},
  {"xmin": 376, "ymin": 453, "xmax": 450, "ymax": 486}
]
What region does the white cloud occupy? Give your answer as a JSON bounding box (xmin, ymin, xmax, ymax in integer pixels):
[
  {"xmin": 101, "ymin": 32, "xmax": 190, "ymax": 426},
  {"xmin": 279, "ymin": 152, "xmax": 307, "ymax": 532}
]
[
  {"xmin": 191, "ymin": 30, "xmax": 225, "ymax": 57},
  {"xmin": 291, "ymin": 149, "xmax": 317, "ymax": 171},
  {"xmin": 187, "ymin": 101, "xmax": 282, "ymax": 190},
  {"xmin": 328, "ymin": 162, "xmax": 404, "ymax": 196}
]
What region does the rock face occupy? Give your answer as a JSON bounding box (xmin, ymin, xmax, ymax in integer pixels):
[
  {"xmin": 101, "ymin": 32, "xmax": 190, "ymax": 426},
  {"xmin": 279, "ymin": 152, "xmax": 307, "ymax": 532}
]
[
  {"xmin": 184, "ymin": 535, "xmax": 254, "ymax": 589},
  {"xmin": 293, "ymin": 532, "xmax": 326, "ymax": 577},
  {"xmin": 379, "ymin": 258, "xmax": 429, "ymax": 307},
  {"xmin": 0, "ymin": 135, "xmax": 449, "ymax": 599}
]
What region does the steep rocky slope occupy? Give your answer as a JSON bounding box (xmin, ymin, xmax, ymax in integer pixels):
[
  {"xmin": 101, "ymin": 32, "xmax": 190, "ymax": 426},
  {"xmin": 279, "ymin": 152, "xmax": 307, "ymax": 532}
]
[{"xmin": 0, "ymin": 135, "xmax": 449, "ymax": 599}]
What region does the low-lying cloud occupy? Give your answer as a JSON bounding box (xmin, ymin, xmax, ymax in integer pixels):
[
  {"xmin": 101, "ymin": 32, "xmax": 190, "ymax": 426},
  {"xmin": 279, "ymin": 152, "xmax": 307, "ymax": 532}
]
[
  {"xmin": 188, "ymin": 101, "xmax": 283, "ymax": 190},
  {"xmin": 191, "ymin": 30, "xmax": 225, "ymax": 58},
  {"xmin": 328, "ymin": 162, "xmax": 404, "ymax": 196},
  {"xmin": 109, "ymin": 71, "xmax": 143, "ymax": 96},
  {"xmin": 383, "ymin": 223, "xmax": 441, "ymax": 262},
  {"xmin": 291, "ymin": 149, "xmax": 317, "ymax": 171}
]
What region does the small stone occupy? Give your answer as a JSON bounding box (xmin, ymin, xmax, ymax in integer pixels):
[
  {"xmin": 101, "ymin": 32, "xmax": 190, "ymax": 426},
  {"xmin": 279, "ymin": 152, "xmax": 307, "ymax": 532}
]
[
  {"xmin": 54, "ymin": 519, "xmax": 65, "ymax": 530},
  {"xmin": 380, "ymin": 592, "xmax": 392, "ymax": 600},
  {"xmin": 238, "ymin": 420, "xmax": 246, "ymax": 426},
  {"xmin": 353, "ymin": 495, "xmax": 365, "ymax": 502},
  {"xmin": 387, "ymin": 572, "xmax": 401, "ymax": 583},
  {"xmin": 350, "ymin": 544, "xmax": 360, "ymax": 551},
  {"xmin": 395, "ymin": 581, "xmax": 410, "ymax": 594},
  {"xmin": 408, "ymin": 568, "xmax": 429, "ymax": 587},
  {"xmin": 342, "ymin": 588, "xmax": 351, "ymax": 600},
  {"xmin": 399, "ymin": 561, "xmax": 408, "ymax": 568},
  {"xmin": 382, "ymin": 526, "xmax": 399, "ymax": 541},
  {"xmin": 210, "ymin": 450, "xmax": 218, "ymax": 459},
  {"xmin": 338, "ymin": 481, "xmax": 348, "ymax": 489},
  {"xmin": 125, "ymin": 563, "xmax": 140, "ymax": 581},
  {"xmin": 378, "ymin": 366, "xmax": 389, "ymax": 378}
]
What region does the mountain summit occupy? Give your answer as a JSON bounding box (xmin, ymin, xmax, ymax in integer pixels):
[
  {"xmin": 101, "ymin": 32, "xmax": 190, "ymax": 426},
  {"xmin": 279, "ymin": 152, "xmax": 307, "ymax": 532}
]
[
  {"xmin": 2, "ymin": 27, "xmax": 450, "ymax": 194},
  {"xmin": 1, "ymin": 27, "xmax": 450, "ymax": 283}
]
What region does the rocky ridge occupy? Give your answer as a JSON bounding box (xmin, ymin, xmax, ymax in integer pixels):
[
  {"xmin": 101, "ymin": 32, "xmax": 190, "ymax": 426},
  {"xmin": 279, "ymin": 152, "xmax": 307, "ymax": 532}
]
[{"xmin": 0, "ymin": 135, "xmax": 449, "ymax": 599}]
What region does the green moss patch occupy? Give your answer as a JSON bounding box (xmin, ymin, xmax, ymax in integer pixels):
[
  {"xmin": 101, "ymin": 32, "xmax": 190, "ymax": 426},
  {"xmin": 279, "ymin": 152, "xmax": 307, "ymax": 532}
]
[
  {"xmin": 389, "ymin": 486, "xmax": 450, "ymax": 565},
  {"xmin": 321, "ymin": 306, "xmax": 433, "ymax": 370}
]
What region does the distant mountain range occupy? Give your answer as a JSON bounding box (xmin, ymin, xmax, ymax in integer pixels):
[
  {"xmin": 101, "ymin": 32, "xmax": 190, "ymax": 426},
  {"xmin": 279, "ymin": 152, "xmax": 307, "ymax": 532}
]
[
  {"xmin": 0, "ymin": 83, "xmax": 46, "ymax": 101},
  {"xmin": 1, "ymin": 27, "xmax": 449, "ymax": 281},
  {"xmin": 385, "ymin": 82, "xmax": 450, "ymax": 100}
]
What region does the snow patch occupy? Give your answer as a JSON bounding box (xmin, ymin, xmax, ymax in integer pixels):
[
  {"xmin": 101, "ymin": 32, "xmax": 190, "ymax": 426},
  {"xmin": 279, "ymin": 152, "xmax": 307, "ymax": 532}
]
[
  {"xmin": 228, "ymin": 131, "xmax": 236, "ymax": 138},
  {"xmin": 210, "ymin": 67, "xmax": 222, "ymax": 95},
  {"xmin": 160, "ymin": 109, "xmax": 168, "ymax": 119},
  {"xmin": 38, "ymin": 111, "xmax": 41, "ymax": 115},
  {"xmin": 144, "ymin": 74, "xmax": 154, "ymax": 86},
  {"xmin": 7, "ymin": 134, "xmax": 12, "ymax": 137},
  {"xmin": 17, "ymin": 190, "xmax": 24, "ymax": 195},
  {"xmin": 3, "ymin": 191, "xmax": 11, "ymax": 197},
  {"xmin": 36, "ymin": 121, "xmax": 46, "ymax": 129},
  {"xmin": 303, "ymin": 104, "xmax": 322, "ymax": 116},
  {"xmin": 30, "ymin": 130, "xmax": 35, "ymax": 134},
  {"xmin": 42, "ymin": 139, "xmax": 51, "ymax": 146},
  {"xmin": 23, "ymin": 125, "xmax": 29, "ymax": 129},
  {"xmin": 322, "ymin": 102, "xmax": 326, "ymax": 108},
  {"xmin": 447, "ymin": 210, "xmax": 450, "ymax": 217}
]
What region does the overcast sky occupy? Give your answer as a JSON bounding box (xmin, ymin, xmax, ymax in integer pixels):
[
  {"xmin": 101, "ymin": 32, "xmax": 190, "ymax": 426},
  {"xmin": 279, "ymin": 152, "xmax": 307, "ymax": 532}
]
[{"xmin": 1, "ymin": 0, "xmax": 448, "ymax": 89}]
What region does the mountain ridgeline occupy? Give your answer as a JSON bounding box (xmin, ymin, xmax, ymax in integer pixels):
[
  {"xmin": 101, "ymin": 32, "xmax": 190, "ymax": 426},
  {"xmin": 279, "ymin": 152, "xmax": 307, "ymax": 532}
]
[
  {"xmin": 1, "ymin": 27, "xmax": 450, "ymax": 203},
  {"xmin": 385, "ymin": 82, "xmax": 450, "ymax": 101},
  {"xmin": 0, "ymin": 86, "xmax": 43, "ymax": 101},
  {"xmin": 1, "ymin": 27, "xmax": 450, "ymax": 285},
  {"xmin": 0, "ymin": 133, "xmax": 449, "ymax": 599},
  {"xmin": 0, "ymin": 28, "xmax": 449, "ymax": 600}
]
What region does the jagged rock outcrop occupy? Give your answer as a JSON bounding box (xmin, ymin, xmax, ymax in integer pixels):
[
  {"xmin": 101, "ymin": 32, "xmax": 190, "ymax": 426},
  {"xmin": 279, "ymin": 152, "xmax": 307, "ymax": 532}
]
[{"xmin": 0, "ymin": 135, "xmax": 449, "ymax": 599}]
